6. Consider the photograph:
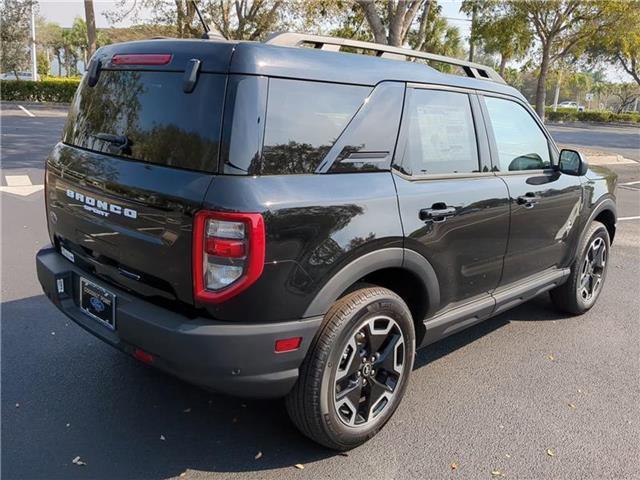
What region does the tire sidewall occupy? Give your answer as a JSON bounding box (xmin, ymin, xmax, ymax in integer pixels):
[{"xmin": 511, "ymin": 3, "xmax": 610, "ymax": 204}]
[{"xmin": 317, "ymin": 292, "xmax": 415, "ymax": 448}]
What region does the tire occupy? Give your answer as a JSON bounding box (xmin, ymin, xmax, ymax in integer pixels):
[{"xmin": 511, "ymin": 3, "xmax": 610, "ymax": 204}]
[
  {"xmin": 286, "ymin": 286, "xmax": 415, "ymax": 450},
  {"xmin": 550, "ymin": 220, "xmax": 610, "ymax": 315}
]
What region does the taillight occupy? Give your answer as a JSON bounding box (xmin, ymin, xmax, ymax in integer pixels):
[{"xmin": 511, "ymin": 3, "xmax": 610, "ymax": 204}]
[
  {"xmin": 193, "ymin": 211, "xmax": 265, "ymax": 303},
  {"xmin": 112, "ymin": 53, "xmax": 172, "ymax": 66}
]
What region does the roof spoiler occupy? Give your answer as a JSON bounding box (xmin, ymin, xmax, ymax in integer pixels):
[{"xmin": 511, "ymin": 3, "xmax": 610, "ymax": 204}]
[{"xmin": 265, "ymin": 32, "xmax": 506, "ymax": 85}]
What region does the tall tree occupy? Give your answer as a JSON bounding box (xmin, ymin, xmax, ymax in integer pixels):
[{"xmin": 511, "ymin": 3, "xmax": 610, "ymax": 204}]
[
  {"xmin": 508, "ymin": 0, "xmax": 601, "ymax": 119},
  {"xmin": 84, "ymin": 0, "xmax": 97, "ymax": 59},
  {"xmin": 588, "ymin": 0, "xmax": 640, "ymax": 85},
  {"xmin": 461, "ymin": 0, "xmax": 531, "ymax": 76},
  {"xmin": 355, "ymin": 0, "xmax": 428, "ymax": 47},
  {"xmin": 0, "ymin": 0, "xmax": 36, "ymax": 78},
  {"xmin": 204, "ymin": 0, "xmax": 284, "ymax": 40}
]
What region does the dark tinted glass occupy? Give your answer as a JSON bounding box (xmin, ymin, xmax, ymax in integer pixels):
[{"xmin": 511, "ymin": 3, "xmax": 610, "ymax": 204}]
[
  {"xmin": 261, "ymin": 79, "xmax": 370, "ymax": 175},
  {"xmin": 63, "ymin": 71, "xmax": 225, "ymax": 172},
  {"xmin": 401, "ymin": 89, "xmax": 479, "ymax": 175},
  {"xmin": 484, "ymin": 96, "xmax": 551, "ymax": 171},
  {"xmin": 221, "ymin": 75, "xmax": 268, "ymax": 175}
]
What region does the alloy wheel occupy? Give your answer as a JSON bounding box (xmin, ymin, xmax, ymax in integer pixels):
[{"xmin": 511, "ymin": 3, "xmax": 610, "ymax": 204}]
[
  {"xmin": 579, "ymin": 236, "xmax": 607, "ymax": 301},
  {"xmin": 333, "ymin": 315, "xmax": 405, "ymax": 427}
]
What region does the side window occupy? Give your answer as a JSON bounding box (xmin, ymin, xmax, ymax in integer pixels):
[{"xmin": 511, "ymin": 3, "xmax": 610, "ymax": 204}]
[
  {"xmin": 400, "ymin": 89, "xmax": 479, "ymax": 176},
  {"xmin": 261, "ymin": 79, "xmax": 371, "ymax": 175},
  {"xmin": 484, "ymin": 96, "xmax": 551, "ymax": 172}
]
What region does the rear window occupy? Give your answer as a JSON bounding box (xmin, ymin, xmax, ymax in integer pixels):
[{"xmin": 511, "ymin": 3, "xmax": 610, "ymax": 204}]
[
  {"xmin": 261, "ymin": 79, "xmax": 371, "ymax": 175},
  {"xmin": 63, "ymin": 70, "xmax": 225, "ymax": 172}
]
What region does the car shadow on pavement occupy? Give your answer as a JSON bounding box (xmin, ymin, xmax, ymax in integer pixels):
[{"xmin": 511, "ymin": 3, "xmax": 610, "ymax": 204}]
[
  {"xmin": 2, "ymin": 292, "xmax": 568, "ymax": 479},
  {"xmin": 414, "ymin": 293, "xmax": 567, "ymax": 369}
]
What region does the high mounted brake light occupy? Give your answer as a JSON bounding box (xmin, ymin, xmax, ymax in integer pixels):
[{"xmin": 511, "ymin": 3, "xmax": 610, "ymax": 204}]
[
  {"xmin": 193, "ymin": 211, "xmax": 265, "ymax": 303},
  {"xmin": 112, "ymin": 54, "xmax": 172, "ymax": 66}
]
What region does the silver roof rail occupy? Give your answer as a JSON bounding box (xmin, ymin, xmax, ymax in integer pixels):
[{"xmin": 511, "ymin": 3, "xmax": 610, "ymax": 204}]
[{"xmin": 265, "ymin": 32, "xmax": 506, "ymax": 85}]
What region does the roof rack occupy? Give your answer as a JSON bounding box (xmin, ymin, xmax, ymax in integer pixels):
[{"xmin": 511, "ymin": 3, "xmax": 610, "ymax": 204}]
[{"xmin": 265, "ymin": 32, "xmax": 506, "ymax": 85}]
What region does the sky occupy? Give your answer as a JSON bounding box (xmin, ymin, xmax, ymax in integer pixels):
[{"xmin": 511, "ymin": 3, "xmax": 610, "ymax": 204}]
[{"xmin": 36, "ymin": 0, "xmax": 473, "ymax": 37}]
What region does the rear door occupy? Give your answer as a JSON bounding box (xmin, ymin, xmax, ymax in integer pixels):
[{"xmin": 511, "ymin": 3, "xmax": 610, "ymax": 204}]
[
  {"xmin": 46, "ymin": 47, "xmax": 229, "ymax": 306},
  {"xmin": 479, "ymin": 94, "xmax": 583, "ymax": 286},
  {"xmin": 393, "ymin": 86, "xmax": 510, "ymax": 316}
]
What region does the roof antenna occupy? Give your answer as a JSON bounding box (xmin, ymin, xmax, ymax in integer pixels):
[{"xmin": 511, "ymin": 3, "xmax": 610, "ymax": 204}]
[{"xmin": 191, "ymin": 0, "xmax": 224, "ymax": 40}]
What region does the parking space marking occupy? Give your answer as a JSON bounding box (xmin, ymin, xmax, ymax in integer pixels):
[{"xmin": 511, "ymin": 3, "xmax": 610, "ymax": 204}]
[
  {"xmin": 619, "ymin": 216, "xmax": 640, "ymax": 222},
  {"xmin": 0, "ymin": 175, "xmax": 43, "ymax": 196},
  {"xmin": 17, "ymin": 105, "xmax": 36, "ymax": 117},
  {"xmin": 620, "ymin": 181, "xmax": 640, "ymax": 186}
]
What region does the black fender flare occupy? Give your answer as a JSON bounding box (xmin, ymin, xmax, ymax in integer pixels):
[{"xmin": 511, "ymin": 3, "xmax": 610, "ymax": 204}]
[
  {"xmin": 303, "ymin": 247, "xmax": 440, "ymax": 319},
  {"xmin": 583, "ymin": 195, "xmax": 617, "ymax": 241}
]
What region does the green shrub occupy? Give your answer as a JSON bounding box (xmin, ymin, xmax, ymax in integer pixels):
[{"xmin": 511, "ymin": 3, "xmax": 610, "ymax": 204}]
[
  {"xmin": 0, "ymin": 78, "xmax": 81, "ymax": 103},
  {"xmin": 545, "ymin": 107, "xmax": 640, "ymax": 124}
]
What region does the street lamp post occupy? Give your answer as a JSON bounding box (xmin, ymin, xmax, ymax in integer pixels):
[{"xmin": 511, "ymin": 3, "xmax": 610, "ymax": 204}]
[{"xmin": 30, "ymin": 3, "xmax": 38, "ymax": 80}]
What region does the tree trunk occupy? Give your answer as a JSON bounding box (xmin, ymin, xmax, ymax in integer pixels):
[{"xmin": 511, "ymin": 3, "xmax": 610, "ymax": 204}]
[
  {"xmin": 535, "ymin": 44, "xmax": 551, "ymax": 120},
  {"xmin": 56, "ymin": 52, "xmax": 62, "ymax": 77},
  {"xmin": 552, "ymin": 69, "xmax": 563, "ymax": 112},
  {"xmin": 498, "ymin": 54, "xmax": 508, "ymax": 77},
  {"xmin": 468, "ymin": 1, "xmax": 477, "ymax": 62},
  {"xmin": 415, "ymin": 1, "xmax": 431, "ymax": 51},
  {"xmin": 84, "ymin": 0, "xmax": 97, "ymax": 59},
  {"xmin": 357, "ymin": 0, "xmax": 389, "ymax": 45}
]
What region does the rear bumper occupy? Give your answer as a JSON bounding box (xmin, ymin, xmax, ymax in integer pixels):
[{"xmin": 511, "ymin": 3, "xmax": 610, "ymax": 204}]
[{"xmin": 36, "ymin": 246, "xmax": 322, "ymax": 398}]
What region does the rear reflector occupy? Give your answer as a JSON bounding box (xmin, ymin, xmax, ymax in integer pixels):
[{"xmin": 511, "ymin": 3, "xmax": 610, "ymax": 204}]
[
  {"xmin": 112, "ymin": 54, "xmax": 172, "ymax": 66},
  {"xmin": 275, "ymin": 337, "xmax": 302, "ymax": 353},
  {"xmin": 133, "ymin": 348, "xmax": 154, "ymax": 364}
]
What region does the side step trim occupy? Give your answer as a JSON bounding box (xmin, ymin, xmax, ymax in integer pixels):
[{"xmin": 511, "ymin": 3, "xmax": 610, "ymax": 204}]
[{"xmin": 420, "ymin": 267, "xmax": 570, "ymax": 347}]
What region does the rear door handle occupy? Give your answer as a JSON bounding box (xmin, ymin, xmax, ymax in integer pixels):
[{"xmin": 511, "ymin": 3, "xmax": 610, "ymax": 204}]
[
  {"xmin": 419, "ymin": 206, "xmax": 457, "ymax": 223},
  {"xmin": 517, "ymin": 193, "xmax": 539, "ymax": 208}
]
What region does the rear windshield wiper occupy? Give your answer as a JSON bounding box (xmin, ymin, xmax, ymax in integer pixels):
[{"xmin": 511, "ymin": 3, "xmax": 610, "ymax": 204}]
[{"xmin": 91, "ymin": 133, "xmax": 131, "ymax": 155}]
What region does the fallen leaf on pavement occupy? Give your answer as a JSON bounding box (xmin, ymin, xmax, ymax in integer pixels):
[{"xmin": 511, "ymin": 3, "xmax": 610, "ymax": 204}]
[
  {"xmin": 72, "ymin": 456, "xmax": 87, "ymax": 466},
  {"xmin": 255, "ymin": 451, "xmax": 263, "ymax": 460},
  {"xmin": 450, "ymin": 462, "xmax": 458, "ymax": 470},
  {"xmin": 568, "ymin": 403, "xmax": 576, "ymax": 409},
  {"xmin": 546, "ymin": 354, "xmax": 555, "ymax": 361},
  {"xmin": 294, "ymin": 464, "xmax": 304, "ymax": 470},
  {"xmin": 547, "ymin": 448, "xmax": 556, "ymax": 457},
  {"xmin": 491, "ymin": 470, "xmax": 504, "ymax": 477},
  {"xmin": 505, "ymin": 454, "xmax": 511, "ymax": 459}
]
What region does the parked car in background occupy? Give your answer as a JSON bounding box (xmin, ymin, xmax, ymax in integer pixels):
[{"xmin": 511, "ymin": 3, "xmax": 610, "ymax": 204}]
[
  {"xmin": 0, "ymin": 72, "xmax": 40, "ymax": 81},
  {"xmin": 558, "ymin": 101, "xmax": 585, "ymax": 111}
]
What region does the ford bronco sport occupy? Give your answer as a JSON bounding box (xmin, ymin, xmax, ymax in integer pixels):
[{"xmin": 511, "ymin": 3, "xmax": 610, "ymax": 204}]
[{"xmin": 36, "ymin": 33, "xmax": 617, "ymax": 450}]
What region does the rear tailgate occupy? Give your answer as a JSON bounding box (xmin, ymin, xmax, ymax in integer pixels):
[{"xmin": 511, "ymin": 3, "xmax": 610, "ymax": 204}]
[{"xmin": 46, "ymin": 40, "xmax": 233, "ymax": 307}]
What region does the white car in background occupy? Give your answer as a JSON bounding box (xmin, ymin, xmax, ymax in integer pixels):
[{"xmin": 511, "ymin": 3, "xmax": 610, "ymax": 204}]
[{"xmin": 558, "ymin": 101, "xmax": 585, "ymax": 112}]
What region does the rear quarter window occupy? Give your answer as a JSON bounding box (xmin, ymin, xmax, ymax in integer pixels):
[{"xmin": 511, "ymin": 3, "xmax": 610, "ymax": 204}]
[
  {"xmin": 261, "ymin": 79, "xmax": 371, "ymax": 175},
  {"xmin": 63, "ymin": 70, "xmax": 225, "ymax": 172}
]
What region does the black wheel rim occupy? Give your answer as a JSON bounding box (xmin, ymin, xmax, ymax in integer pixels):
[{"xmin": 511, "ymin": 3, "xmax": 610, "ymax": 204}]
[
  {"xmin": 579, "ymin": 236, "xmax": 607, "ymax": 301},
  {"xmin": 333, "ymin": 315, "xmax": 405, "ymax": 427}
]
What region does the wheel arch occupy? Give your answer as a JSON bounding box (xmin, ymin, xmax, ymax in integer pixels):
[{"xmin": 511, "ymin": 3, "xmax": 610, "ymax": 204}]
[
  {"xmin": 303, "ymin": 248, "xmax": 440, "ymax": 345},
  {"xmin": 585, "ymin": 196, "xmax": 617, "ymax": 245}
]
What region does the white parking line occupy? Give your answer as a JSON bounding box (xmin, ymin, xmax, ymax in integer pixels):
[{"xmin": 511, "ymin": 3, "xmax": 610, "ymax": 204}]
[
  {"xmin": 619, "ymin": 216, "xmax": 640, "ymax": 222},
  {"xmin": 620, "ymin": 181, "xmax": 640, "ymax": 186},
  {"xmin": 17, "ymin": 105, "xmax": 35, "ymax": 117},
  {"xmin": 0, "ymin": 175, "xmax": 44, "ymax": 196}
]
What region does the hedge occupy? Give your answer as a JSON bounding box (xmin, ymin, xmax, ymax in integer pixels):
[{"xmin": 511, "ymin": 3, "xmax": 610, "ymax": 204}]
[
  {"xmin": 1, "ymin": 78, "xmax": 81, "ymax": 103},
  {"xmin": 546, "ymin": 107, "xmax": 640, "ymax": 124}
]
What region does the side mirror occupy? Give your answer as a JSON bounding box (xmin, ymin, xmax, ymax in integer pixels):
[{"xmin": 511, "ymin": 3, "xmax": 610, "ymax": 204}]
[{"xmin": 558, "ymin": 149, "xmax": 588, "ymax": 176}]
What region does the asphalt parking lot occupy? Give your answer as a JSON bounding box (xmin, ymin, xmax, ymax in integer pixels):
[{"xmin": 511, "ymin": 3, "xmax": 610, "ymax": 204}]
[{"xmin": 1, "ymin": 103, "xmax": 639, "ymax": 479}]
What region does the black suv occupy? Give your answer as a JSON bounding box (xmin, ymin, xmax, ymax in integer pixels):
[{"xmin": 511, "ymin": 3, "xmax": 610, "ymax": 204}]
[{"xmin": 36, "ymin": 33, "xmax": 617, "ymax": 450}]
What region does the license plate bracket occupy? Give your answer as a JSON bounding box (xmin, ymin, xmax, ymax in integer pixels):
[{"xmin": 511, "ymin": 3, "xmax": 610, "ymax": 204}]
[{"xmin": 79, "ymin": 278, "xmax": 116, "ymax": 330}]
